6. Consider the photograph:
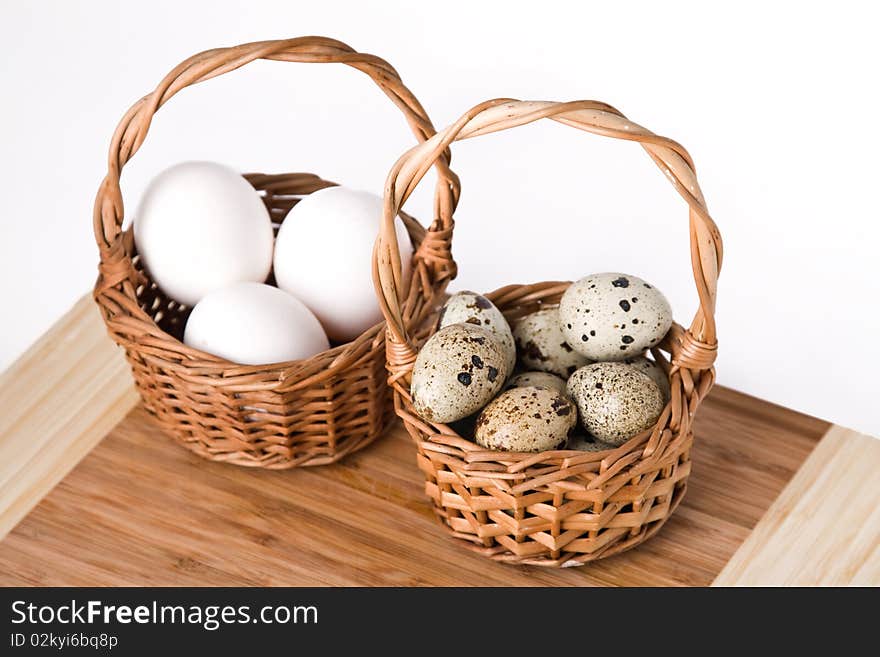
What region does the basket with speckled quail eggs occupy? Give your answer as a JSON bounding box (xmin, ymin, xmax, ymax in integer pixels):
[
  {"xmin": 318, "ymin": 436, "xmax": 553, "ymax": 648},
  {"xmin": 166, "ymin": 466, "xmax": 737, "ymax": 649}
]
[
  {"xmin": 401, "ymin": 276, "xmax": 691, "ymax": 567},
  {"xmin": 374, "ymin": 98, "xmax": 721, "ymax": 566},
  {"xmin": 411, "ymin": 274, "xmax": 672, "ymax": 458}
]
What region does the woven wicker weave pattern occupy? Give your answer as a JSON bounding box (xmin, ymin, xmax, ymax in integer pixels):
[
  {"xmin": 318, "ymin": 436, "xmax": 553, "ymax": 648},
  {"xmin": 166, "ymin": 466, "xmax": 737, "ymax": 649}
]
[
  {"xmin": 374, "ymin": 99, "xmax": 722, "ymax": 565},
  {"xmin": 92, "ymin": 37, "xmax": 458, "ymax": 469}
]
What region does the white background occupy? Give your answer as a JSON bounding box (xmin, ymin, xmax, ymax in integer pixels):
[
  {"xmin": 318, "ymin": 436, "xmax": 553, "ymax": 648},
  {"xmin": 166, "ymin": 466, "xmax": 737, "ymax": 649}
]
[{"xmin": 1, "ymin": 1, "xmax": 878, "ymax": 436}]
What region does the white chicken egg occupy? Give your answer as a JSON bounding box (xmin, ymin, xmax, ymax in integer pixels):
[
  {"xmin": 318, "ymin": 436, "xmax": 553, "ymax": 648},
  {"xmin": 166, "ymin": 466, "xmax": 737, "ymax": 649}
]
[
  {"xmin": 183, "ymin": 282, "xmax": 329, "ymax": 365},
  {"xmin": 273, "ymin": 186, "xmax": 413, "ymax": 343},
  {"xmin": 133, "ymin": 161, "xmax": 274, "ymax": 306}
]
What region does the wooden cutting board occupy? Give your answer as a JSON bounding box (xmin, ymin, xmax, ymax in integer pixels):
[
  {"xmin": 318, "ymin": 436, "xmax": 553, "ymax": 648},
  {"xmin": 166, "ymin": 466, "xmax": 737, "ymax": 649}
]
[{"xmin": 0, "ymin": 298, "xmax": 877, "ymax": 586}]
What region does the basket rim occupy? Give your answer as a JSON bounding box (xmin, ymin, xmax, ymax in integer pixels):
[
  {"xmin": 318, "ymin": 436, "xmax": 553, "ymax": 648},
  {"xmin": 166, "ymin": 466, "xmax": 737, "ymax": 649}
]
[
  {"xmin": 94, "ymin": 171, "xmax": 426, "ymax": 387},
  {"xmin": 110, "ymin": 279, "xmax": 387, "ymax": 372}
]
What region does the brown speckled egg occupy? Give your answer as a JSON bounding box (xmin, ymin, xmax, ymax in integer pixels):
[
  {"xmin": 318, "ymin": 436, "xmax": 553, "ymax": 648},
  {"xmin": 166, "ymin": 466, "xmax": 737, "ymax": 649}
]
[
  {"xmin": 513, "ymin": 307, "xmax": 591, "ymax": 378},
  {"xmin": 411, "ymin": 324, "xmax": 509, "ymax": 423},
  {"xmin": 506, "ymin": 371, "xmax": 568, "ymax": 395},
  {"xmin": 438, "ymin": 291, "xmax": 516, "ymax": 376},
  {"xmin": 559, "ymin": 273, "xmax": 673, "ymax": 361},
  {"xmin": 567, "ymin": 435, "xmax": 617, "ymax": 452},
  {"xmin": 566, "ymin": 362, "xmax": 664, "ymax": 445},
  {"xmin": 623, "ymin": 355, "xmax": 671, "ymax": 402},
  {"xmin": 475, "ymin": 386, "xmax": 576, "ymax": 452}
]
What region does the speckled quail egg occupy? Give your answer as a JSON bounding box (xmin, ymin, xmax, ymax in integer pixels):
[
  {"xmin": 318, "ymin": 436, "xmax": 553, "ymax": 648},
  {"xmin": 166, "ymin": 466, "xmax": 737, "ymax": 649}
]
[
  {"xmin": 475, "ymin": 386, "xmax": 576, "ymax": 452},
  {"xmin": 438, "ymin": 291, "xmax": 516, "ymax": 376},
  {"xmin": 411, "ymin": 324, "xmax": 509, "ymax": 423},
  {"xmin": 559, "ymin": 273, "xmax": 673, "ymax": 361},
  {"xmin": 566, "ymin": 362, "xmax": 664, "ymax": 445},
  {"xmin": 513, "ymin": 307, "xmax": 592, "ymax": 378},
  {"xmin": 623, "ymin": 355, "xmax": 671, "ymax": 402},
  {"xmin": 567, "ymin": 435, "xmax": 617, "ymax": 452},
  {"xmin": 506, "ymin": 371, "xmax": 568, "ymax": 395}
]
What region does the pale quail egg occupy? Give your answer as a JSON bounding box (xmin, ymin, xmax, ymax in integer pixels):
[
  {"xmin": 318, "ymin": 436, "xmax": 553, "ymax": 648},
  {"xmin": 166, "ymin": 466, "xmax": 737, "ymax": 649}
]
[
  {"xmin": 513, "ymin": 307, "xmax": 591, "ymax": 378},
  {"xmin": 506, "ymin": 371, "xmax": 568, "ymax": 395},
  {"xmin": 623, "ymin": 355, "xmax": 671, "ymax": 402},
  {"xmin": 566, "ymin": 362, "xmax": 664, "ymax": 445},
  {"xmin": 559, "ymin": 273, "xmax": 673, "ymax": 361},
  {"xmin": 567, "ymin": 435, "xmax": 617, "ymax": 452},
  {"xmin": 438, "ymin": 291, "xmax": 516, "ymax": 376},
  {"xmin": 475, "ymin": 386, "xmax": 576, "ymax": 452},
  {"xmin": 411, "ymin": 324, "xmax": 509, "ymax": 423}
]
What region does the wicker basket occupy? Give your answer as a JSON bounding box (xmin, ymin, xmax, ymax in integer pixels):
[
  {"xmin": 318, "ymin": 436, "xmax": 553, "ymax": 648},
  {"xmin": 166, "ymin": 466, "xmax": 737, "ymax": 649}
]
[
  {"xmin": 374, "ymin": 99, "xmax": 722, "ymax": 566},
  {"xmin": 92, "ymin": 37, "xmax": 458, "ymax": 469}
]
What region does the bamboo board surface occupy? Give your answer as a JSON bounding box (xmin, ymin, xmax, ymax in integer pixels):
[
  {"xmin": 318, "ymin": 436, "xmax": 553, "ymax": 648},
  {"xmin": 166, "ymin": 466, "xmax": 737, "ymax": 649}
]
[
  {"xmin": 0, "ymin": 296, "xmax": 877, "ymax": 586},
  {"xmin": 0, "ymin": 297, "xmax": 137, "ymax": 540},
  {"xmin": 713, "ymin": 425, "xmax": 880, "ymax": 586},
  {"xmin": 0, "ymin": 395, "xmax": 829, "ymax": 586}
]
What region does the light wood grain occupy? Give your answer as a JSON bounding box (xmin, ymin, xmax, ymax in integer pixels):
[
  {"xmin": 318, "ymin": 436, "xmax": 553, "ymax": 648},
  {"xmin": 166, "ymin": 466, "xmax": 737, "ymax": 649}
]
[
  {"xmin": 713, "ymin": 425, "xmax": 880, "ymax": 586},
  {"xmin": 3, "ymin": 292, "xmax": 877, "ymax": 586},
  {"xmin": 0, "ymin": 296, "xmax": 138, "ymax": 539},
  {"xmin": 0, "ymin": 387, "xmax": 828, "ymax": 586}
]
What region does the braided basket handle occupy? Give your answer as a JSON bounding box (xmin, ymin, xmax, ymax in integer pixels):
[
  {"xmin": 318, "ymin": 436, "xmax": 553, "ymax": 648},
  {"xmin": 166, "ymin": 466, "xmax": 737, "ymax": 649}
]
[
  {"xmin": 374, "ymin": 98, "xmax": 722, "ymax": 377},
  {"xmin": 93, "ymin": 36, "xmax": 458, "ymax": 266}
]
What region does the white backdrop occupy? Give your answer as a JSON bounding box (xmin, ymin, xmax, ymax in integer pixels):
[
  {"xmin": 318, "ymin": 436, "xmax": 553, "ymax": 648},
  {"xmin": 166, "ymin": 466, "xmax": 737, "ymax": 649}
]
[{"xmin": 1, "ymin": 1, "xmax": 878, "ymax": 436}]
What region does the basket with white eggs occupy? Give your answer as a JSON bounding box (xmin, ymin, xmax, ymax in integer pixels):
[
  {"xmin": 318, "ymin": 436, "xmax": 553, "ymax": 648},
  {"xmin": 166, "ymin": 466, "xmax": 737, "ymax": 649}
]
[
  {"xmin": 92, "ymin": 37, "xmax": 457, "ymax": 469},
  {"xmin": 374, "ymin": 98, "xmax": 722, "ymax": 566}
]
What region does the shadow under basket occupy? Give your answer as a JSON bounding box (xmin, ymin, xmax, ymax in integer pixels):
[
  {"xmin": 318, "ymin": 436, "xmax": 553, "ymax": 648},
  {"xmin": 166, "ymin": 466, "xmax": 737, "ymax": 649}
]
[
  {"xmin": 98, "ymin": 172, "xmax": 417, "ymax": 469},
  {"xmin": 375, "ymin": 98, "xmax": 722, "ymax": 565}
]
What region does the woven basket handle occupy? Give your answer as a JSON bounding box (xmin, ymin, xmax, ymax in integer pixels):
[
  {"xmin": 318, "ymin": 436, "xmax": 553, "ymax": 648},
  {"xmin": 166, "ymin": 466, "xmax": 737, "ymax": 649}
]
[
  {"xmin": 374, "ymin": 98, "xmax": 722, "ymax": 378},
  {"xmin": 93, "ymin": 36, "xmax": 458, "ymax": 277}
]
